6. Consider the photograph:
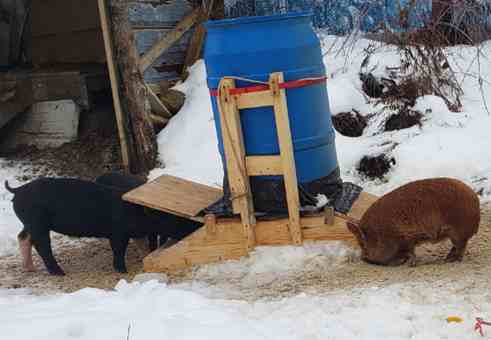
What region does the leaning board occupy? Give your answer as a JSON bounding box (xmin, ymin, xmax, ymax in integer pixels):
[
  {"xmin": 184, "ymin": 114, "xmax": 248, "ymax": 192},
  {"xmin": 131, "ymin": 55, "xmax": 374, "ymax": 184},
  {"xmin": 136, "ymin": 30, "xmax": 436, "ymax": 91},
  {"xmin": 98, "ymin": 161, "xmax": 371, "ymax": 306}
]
[{"xmin": 122, "ymin": 174, "xmax": 223, "ymax": 222}]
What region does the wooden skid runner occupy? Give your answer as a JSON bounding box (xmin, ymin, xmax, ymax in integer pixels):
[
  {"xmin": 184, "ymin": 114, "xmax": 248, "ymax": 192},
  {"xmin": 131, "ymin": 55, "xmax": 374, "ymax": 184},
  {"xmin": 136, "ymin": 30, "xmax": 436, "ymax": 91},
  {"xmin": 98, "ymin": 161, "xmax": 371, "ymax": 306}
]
[
  {"xmin": 123, "ymin": 175, "xmax": 223, "ymax": 222},
  {"xmin": 143, "ymin": 191, "xmax": 378, "ymax": 272}
]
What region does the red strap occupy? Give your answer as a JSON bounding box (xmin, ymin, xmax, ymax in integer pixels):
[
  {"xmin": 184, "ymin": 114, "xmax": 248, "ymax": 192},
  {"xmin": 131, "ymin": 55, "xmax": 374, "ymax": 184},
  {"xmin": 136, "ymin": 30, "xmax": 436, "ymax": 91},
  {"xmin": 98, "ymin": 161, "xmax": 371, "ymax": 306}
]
[
  {"xmin": 475, "ymin": 318, "xmax": 491, "ymax": 336},
  {"xmin": 209, "ymin": 76, "xmax": 327, "ymax": 97}
]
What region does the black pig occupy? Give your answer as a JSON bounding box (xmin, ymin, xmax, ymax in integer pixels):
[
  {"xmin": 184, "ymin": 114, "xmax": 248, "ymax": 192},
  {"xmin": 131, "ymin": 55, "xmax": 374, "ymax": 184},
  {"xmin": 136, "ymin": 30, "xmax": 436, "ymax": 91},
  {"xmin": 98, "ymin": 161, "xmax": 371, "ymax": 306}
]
[
  {"xmin": 6, "ymin": 178, "xmax": 165, "ymax": 275},
  {"xmin": 94, "ymin": 172, "xmax": 202, "ymax": 250}
]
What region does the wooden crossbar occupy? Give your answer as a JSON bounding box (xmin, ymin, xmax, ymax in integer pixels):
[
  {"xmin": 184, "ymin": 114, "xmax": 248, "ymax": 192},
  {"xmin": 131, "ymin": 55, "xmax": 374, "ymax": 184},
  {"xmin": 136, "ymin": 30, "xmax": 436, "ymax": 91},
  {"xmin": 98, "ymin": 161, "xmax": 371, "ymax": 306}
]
[{"xmin": 217, "ymin": 72, "xmax": 303, "ymax": 247}]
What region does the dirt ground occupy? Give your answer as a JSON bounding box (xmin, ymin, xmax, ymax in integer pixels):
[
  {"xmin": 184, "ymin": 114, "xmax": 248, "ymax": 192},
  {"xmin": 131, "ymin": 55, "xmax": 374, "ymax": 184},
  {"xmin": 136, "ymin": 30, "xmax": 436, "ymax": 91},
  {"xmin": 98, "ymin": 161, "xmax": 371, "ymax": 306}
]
[
  {"xmin": 1, "ymin": 96, "xmax": 490, "ymax": 299},
  {"xmin": 1, "ymin": 202, "xmax": 490, "ymax": 300},
  {"xmin": 0, "ymin": 94, "xmax": 126, "ymax": 181}
]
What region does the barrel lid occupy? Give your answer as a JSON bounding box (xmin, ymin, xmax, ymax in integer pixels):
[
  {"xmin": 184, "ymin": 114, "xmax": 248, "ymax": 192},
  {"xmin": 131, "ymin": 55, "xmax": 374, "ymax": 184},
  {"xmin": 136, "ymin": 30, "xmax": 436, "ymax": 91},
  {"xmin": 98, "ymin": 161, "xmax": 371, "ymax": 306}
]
[{"xmin": 204, "ymin": 11, "xmax": 313, "ymax": 29}]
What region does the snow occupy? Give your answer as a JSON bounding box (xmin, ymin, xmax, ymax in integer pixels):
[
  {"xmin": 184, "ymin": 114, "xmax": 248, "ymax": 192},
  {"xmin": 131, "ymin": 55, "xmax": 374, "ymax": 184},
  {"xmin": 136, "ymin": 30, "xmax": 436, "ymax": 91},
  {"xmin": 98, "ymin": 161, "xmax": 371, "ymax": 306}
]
[
  {"xmin": 0, "ymin": 160, "xmax": 24, "ymax": 257},
  {"xmin": 0, "ymin": 280, "xmax": 490, "ymax": 340},
  {"xmin": 190, "ymin": 241, "xmax": 358, "ymax": 287},
  {"xmin": 148, "ymin": 61, "xmax": 223, "ymax": 188},
  {"xmin": 2, "ymin": 32, "xmax": 491, "ymax": 340},
  {"xmin": 320, "ymin": 36, "xmax": 491, "ymax": 196}
]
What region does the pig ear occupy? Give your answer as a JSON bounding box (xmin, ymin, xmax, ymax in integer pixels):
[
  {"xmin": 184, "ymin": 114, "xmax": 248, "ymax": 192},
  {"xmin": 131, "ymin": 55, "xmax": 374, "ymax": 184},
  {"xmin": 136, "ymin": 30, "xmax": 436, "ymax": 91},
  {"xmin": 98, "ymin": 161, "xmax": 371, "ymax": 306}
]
[{"xmin": 347, "ymin": 221, "xmax": 366, "ymax": 245}]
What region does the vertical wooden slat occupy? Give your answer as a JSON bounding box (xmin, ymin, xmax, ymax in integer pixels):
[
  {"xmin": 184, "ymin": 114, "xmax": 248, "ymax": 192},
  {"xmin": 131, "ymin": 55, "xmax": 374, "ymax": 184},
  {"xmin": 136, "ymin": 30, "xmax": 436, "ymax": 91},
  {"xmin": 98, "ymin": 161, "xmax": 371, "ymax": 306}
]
[
  {"xmin": 269, "ymin": 72, "xmax": 303, "ymax": 245},
  {"xmin": 97, "ymin": 0, "xmax": 130, "ymax": 170},
  {"xmin": 217, "ymin": 79, "xmax": 256, "ymax": 249}
]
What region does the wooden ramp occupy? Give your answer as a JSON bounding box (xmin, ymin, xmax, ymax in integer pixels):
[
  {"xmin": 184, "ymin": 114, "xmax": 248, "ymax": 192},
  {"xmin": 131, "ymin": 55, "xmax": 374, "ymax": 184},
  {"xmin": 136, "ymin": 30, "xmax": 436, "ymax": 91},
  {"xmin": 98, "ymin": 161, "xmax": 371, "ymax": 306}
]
[{"xmin": 123, "ymin": 174, "xmax": 223, "ymax": 222}]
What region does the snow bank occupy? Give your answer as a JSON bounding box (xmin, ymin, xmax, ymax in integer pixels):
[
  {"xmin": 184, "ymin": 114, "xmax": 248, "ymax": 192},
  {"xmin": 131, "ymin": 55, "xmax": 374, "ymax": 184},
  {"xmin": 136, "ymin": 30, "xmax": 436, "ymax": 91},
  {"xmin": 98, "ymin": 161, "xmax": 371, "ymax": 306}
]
[
  {"xmin": 0, "ymin": 160, "xmax": 24, "ymax": 257},
  {"xmin": 192, "ymin": 241, "xmax": 358, "ymax": 287},
  {"xmin": 149, "ymin": 61, "xmax": 223, "ymax": 187},
  {"xmin": 321, "ymin": 37, "xmax": 491, "ymax": 197},
  {"xmin": 0, "ymin": 280, "xmax": 488, "ymax": 340}
]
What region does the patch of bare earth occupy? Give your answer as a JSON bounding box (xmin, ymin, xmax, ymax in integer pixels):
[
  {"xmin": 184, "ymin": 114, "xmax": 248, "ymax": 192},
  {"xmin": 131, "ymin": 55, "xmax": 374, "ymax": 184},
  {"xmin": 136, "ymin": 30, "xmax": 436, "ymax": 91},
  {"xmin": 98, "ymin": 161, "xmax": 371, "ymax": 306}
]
[{"xmin": 1, "ymin": 202, "xmax": 490, "ymax": 300}]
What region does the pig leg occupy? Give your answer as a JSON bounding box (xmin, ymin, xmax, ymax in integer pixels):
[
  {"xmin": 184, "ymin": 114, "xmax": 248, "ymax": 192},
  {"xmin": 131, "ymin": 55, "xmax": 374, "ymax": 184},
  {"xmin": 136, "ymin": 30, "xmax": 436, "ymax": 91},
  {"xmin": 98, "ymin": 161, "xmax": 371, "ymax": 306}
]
[
  {"xmin": 17, "ymin": 230, "xmax": 35, "ymax": 272},
  {"xmin": 133, "ymin": 238, "xmax": 150, "ymax": 256},
  {"xmin": 30, "ymin": 228, "xmax": 65, "ymax": 276},
  {"xmin": 386, "ymin": 256, "xmax": 409, "ymax": 266},
  {"xmin": 110, "ymin": 236, "xmax": 130, "ymax": 273},
  {"xmin": 402, "ymin": 242, "xmax": 419, "ymax": 267},
  {"xmin": 148, "ymin": 233, "xmax": 159, "ymax": 252},
  {"xmin": 407, "ymin": 247, "xmax": 418, "ymax": 267},
  {"xmin": 446, "ymin": 238, "xmax": 468, "ymax": 262}
]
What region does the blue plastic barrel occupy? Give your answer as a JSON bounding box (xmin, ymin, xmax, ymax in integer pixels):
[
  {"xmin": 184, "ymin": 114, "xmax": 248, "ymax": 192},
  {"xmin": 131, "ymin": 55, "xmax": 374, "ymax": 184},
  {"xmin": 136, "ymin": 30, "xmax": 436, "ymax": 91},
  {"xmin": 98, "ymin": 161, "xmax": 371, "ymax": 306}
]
[{"xmin": 204, "ymin": 11, "xmax": 339, "ymax": 211}]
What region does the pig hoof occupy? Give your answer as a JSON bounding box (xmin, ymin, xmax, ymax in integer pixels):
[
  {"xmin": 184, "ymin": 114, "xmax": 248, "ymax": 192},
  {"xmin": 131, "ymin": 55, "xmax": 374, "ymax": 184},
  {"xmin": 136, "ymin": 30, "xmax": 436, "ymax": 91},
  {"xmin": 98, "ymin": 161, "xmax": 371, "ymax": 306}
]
[
  {"xmin": 115, "ymin": 267, "xmax": 128, "ymax": 274},
  {"xmin": 48, "ymin": 269, "xmax": 66, "ymax": 276},
  {"xmin": 445, "ymin": 255, "xmax": 463, "ymax": 263},
  {"xmin": 387, "ymin": 257, "xmax": 408, "ymax": 266},
  {"xmin": 407, "ymin": 253, "xmax": 418, "ymax": 267}
]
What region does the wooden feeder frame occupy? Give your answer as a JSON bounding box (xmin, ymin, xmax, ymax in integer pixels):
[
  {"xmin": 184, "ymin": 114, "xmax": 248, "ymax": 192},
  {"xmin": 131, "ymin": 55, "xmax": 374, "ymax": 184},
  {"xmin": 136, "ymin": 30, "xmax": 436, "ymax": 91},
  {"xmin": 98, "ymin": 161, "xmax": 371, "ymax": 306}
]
[{"xmin": 124, "ymin": 72, "xmax": 378, "ymax": 272}]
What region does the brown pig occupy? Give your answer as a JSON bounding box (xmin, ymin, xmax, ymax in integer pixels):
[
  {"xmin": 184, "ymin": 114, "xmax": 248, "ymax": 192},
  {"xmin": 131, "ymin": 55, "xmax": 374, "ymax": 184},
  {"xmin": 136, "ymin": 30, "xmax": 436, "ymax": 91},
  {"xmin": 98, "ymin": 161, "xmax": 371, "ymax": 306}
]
[{"xmin": 347, "ymin": 178, "xmax": 480, "ymax": 266}]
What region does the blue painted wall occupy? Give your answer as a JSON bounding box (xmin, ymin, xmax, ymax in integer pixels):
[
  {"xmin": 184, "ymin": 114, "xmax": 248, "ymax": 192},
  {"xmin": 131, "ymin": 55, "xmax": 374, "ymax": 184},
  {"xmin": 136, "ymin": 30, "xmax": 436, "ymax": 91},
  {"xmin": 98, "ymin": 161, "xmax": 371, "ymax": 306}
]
[
  {"xmin": 225, "ymin": 0, "xmax": 491, "ymax": 35},
  {"xmin": 224, "ymin": 0, "xmax": 433, "ymax": 34}
]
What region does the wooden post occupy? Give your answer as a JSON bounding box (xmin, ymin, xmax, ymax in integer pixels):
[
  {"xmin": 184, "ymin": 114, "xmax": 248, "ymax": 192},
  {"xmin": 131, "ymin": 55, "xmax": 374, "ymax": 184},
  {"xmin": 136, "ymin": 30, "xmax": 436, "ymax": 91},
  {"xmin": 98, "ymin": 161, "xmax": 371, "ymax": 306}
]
[
  {"xmin": 109, "ymin": 1, "xmax": 158, "ymax": 174},
  {"xmin": 269, "ymin": 72, "xmax": 303, "ymax": 245},
  {"xmin": 97, "ymin": 0, "xmax": 131, "ymax": 171},
  {"xmin": 217, "ymin": 79, "xmax": 256, "ymax": 250}
]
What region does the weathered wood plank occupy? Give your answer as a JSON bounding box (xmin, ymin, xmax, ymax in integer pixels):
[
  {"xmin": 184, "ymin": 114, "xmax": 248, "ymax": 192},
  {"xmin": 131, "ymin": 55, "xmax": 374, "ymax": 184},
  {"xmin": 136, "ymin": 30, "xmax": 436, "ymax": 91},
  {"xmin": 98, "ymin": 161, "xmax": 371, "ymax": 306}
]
[
  {"xmin": 97, "ymin": 0, "xmax": 131, "ymax": 171},
  {"xmin": 270, "ymin": 72, "xmax": 302, "ymax": 245},
  {"xmin": 138, "ymin": 8, "xmax": 200, "ymax": 73},
  {"xmin": 32, "ymin": 0, "xmax": 101, "ymax": 37},
  {"xmin": 31, "ymin": 30, "xmax": 105, "ymax": 66},
  {"xmin": 129, "ymin": 1, "xmax": 193, "ymax": 28}
]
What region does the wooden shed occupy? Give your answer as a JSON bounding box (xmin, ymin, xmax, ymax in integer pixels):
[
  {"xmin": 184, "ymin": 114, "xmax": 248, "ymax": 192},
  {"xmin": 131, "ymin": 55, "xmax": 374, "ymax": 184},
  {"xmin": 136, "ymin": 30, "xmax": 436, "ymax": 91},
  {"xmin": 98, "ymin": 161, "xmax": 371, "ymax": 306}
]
[{"xmin": 0, "ymin": 0, "xmax": 221, "ymax": 173}]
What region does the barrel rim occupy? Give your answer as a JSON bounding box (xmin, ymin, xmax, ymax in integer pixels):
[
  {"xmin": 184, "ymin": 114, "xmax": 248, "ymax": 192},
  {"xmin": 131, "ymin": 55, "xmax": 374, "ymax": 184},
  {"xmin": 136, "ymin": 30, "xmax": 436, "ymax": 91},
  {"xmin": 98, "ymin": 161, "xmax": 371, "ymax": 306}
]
[{"xmin": 204, "ymin": 11, "xmax": 313, "ymax": 29}]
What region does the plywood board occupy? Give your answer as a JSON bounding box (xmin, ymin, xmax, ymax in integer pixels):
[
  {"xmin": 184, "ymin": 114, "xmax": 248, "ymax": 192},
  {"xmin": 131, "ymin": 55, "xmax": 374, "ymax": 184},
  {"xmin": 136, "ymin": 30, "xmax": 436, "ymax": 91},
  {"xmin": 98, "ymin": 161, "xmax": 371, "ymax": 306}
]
[{"xmin": 123, "ymin": 174, "xmax": 223, "ymax": 220}]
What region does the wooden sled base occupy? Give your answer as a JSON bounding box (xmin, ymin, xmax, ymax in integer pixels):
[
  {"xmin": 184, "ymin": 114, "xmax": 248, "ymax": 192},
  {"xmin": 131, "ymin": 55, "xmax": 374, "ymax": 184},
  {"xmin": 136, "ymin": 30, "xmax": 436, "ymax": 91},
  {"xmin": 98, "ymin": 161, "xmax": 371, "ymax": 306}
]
[{"xmin": 143, "ymin": 191, "xmax": 378, "ymax": 273}]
